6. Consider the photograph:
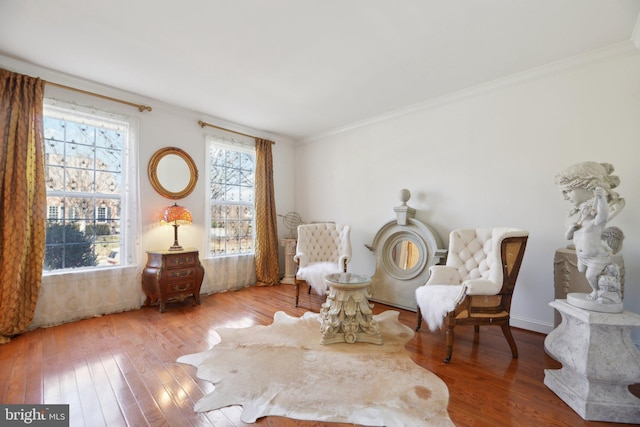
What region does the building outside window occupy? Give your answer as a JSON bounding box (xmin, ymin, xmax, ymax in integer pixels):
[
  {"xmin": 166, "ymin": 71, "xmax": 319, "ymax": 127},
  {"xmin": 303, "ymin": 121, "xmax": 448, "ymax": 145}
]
[
  {"xmin": 207, "ymin": 137, "xmax": 255, "ymax": 256},
  {"xmin": 43, "ymin": 100, "xmax": 134, "ymax": 271}
]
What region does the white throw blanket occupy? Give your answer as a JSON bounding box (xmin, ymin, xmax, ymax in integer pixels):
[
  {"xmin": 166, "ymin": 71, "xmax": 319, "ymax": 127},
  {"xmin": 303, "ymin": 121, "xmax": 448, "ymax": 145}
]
[
  {"xmin": 296, "ymin": 262, "xmax": 339, "ymax": 295},
  {"xmin": 416, "ymin": 285, "xmax": 466, "ymax": 331}
]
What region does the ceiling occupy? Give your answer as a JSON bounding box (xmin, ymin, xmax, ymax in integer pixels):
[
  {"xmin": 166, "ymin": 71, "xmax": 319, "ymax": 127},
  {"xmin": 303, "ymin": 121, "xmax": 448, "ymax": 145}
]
[{"xmin": 1, "ymin": 1, "xmax": 639, "ymax": 141}]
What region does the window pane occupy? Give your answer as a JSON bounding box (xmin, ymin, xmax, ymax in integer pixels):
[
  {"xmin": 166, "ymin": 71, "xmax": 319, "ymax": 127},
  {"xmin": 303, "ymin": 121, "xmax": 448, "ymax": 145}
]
[
  {"xmin": 210, "ymin": 147, "xmax": 225, "ymax": 165},
  {"xmin": 226, "ymin": 151, "xmax": 240, "ymax": 167},
  {"xmin": 96, "ymin": 171, "xmax": 121, "ymax": 194},
  {"xmin": 96, "ymin": 128, "xmax": 123, "ymax": 150},
  {"xmin": 65, "ymin": 121, "xmax": 94, "ymax": 145},
  {"xmin": 210, "ymin": 164, "xmax": 224, "ymax": 183},
  {"xmin": 239, "ymin": 184, "xmax": 253, "ymax": 203},
  {"xmin": 241, "ymin": 237, "xmax": 253, "ymax": 253},
  {"xmin": 241, "ymin": 153, "xmax": 254, "ymax": 170},
  {"xmin": 210, "ymin": 182, "xmax": 224, "ymax": 201},
  {"xmin": 95, "ymin": 147, "xmax": 122, "ymax": 172},
  {"xmin": 65, "ymin": 168, "xmax": 94, "ymax": 192},
  {"xmin": 65, "ymin": 197, "xmax": 94, "ymax": 219},
  {"xmin": 225, "ymin": 185, "xmax": 240, "ymax": 201},
  {"xmin": 239, "ymin": 168, "xmax": 253, "ymax": 185},
  {"xmin": 44, "ymin": 139, "xmax": 65, "ymax": 165},
  {"xmin": 45, "ymin": 166, "xmax": 64, "ymax": 191},
  {"xmin": 231, "ymin": 240, "xmax": 238, "ymax": 254},
  {"xmin": 43, "ymin": 117, "xmax": 65, "ymax": 142},
  {"xmin": 65, "ymin": 142, "xmax": 95, "ymax": 169},
  {"xmin": 210, "ymin": 237, "xmax": 225, "ymax": 255}
]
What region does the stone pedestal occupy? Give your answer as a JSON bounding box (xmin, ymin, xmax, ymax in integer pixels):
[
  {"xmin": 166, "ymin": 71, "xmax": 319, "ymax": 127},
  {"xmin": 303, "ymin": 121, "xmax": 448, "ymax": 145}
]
[
  {"xmin": 280, "ymin": 238, "xmax": 297, "ymax": 285},
  {"xmin": 544, "ymin": 299, "xmax": 640, "ymax": 423},
  {"xmin": 553, "ymin": 248, "xmax": 625, "ymax": 325},
  {"xmin": 320, "ymin": 273, "xmax": 383, "ymax": 345}
]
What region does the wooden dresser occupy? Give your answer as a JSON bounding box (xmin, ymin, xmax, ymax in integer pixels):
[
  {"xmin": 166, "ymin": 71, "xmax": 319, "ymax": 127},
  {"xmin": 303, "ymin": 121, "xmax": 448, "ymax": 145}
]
[{"xmin": 142, "ymin": 248, "xmax": 205, "ymax": 312}]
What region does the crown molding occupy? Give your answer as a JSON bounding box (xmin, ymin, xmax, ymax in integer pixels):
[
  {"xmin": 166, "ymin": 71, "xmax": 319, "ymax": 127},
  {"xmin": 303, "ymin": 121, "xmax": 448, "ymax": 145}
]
[{"xmin": 301, "ymin": 41, "xmax": 639, "ymax": 144}]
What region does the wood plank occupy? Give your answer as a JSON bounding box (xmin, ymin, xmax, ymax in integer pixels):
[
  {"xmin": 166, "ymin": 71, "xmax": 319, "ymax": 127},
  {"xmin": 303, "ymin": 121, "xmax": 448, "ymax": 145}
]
[{"xmin": 0, "ymin": 284, "xmax": 637, "ymax": 427}]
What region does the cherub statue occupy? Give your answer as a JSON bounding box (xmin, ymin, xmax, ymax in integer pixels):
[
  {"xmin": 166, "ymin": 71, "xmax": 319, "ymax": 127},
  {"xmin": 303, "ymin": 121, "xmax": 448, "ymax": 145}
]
[{"xmin": 554, "ymin": 162, "xmax": 625, "ymax": 303}]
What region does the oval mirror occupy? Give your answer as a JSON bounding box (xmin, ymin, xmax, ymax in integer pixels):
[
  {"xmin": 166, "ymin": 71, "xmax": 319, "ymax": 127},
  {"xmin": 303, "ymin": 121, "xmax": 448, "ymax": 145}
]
[{"xmin": 148, "ymin": 147, "xmax": 198, "ymax": 199}]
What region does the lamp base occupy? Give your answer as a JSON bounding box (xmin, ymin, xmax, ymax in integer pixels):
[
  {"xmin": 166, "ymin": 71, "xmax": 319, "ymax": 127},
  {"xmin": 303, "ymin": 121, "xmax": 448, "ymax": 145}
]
[
  {"xmin": 168, "ymin": 241, "xmax": 183, "ymax": 251},
  {"xmin": 168, "ymin": 224, "xmax": 183, "ymax": 251}
]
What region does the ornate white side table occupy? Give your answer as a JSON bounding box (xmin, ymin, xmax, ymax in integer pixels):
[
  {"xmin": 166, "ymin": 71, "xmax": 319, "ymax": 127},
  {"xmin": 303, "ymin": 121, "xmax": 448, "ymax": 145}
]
[{"xmin": 319, "ymin": 273, "xmax": 383, "ymax": 345}]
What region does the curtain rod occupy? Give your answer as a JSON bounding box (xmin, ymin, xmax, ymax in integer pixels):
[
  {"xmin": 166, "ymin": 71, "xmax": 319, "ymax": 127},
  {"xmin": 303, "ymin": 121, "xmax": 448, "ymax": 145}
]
[
  {"xmin": 46, "ymin": 81, "xmax": 152, "ymax": 112},
  {"xmin": 198, "ymin": 120, "xmax": 275, "ymax": 144}
]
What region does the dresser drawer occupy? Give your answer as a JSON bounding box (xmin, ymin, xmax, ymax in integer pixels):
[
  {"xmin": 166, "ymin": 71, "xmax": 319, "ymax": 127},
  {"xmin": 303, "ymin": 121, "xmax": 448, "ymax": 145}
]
[
  {"xmin": 166, "ymin": 280, "xmax": 195, "ymax": 295},
  {"xmin": 165, "ymin": 267, "xmax": 196, "ymax": 281},
  {"xmin": 164, "ymin": 253, "xmax": 197, "ymax": 268}
]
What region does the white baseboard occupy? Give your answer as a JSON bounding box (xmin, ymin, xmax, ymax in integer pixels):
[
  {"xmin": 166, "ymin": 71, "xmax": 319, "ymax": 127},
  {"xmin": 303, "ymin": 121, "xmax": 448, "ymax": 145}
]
[
  {"xmin": 510, "ymin": 315, "xmax": 554, "ymax": 335},
  {"xmin": 511, "ymin": 315, "xmax": 640, "ymax": 351}
]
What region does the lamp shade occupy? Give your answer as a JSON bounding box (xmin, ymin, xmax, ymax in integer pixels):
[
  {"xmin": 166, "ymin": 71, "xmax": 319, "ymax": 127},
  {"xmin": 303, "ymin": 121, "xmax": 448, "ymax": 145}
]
[
  {"xmin": 160, "ymin": 203, "xmax": 192, "ymax": 251},
  {"xmin": 160, "ymin": 203, "xmax": 192, "ymax": 225}
]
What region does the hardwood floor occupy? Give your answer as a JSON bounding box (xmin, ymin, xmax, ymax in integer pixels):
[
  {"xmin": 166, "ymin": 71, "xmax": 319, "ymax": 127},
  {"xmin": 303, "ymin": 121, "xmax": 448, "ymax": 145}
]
[{"xmin": 1, "ymin": 284, "xmax": 638, "ymax": 427}]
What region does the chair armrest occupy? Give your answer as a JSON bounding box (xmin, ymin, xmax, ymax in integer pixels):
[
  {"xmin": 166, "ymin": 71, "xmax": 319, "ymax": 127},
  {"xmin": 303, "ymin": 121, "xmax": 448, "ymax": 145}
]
[
  {"xmin": 293, "ymin": 253, "xmax": 308, "ymax": 268},
  {"xmin": 425, "ymin": 266, "xmax": 461, "ymax": 286},
  {"xmin": 462, "ymin": 278, "xmax": 501, "ymax": 295}
]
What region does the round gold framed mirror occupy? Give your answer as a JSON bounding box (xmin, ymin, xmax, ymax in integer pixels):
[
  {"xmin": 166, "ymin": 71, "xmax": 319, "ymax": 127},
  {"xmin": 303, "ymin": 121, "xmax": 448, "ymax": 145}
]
[{"xmin": 148, "ymin": 147, "xmax": 198, "ymax": 199}]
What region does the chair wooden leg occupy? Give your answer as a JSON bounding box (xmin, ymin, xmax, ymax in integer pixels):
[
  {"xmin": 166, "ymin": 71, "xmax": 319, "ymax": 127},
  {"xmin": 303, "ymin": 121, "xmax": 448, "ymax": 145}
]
[
  {"xmin": 416, "ymin": 307, "xmax": 423, "ymax": 331},
  {"xmin": 295, "ymin": 282, "xmax": 300, "ymax": 307},
  {"xmin": 474, "ymin": 325, "xmax": 480, "ymax": 334},
  {"xmin": 444, "ymin": 313, "xmax": 455, "ymax": 363},
  {"xmin": 501, "ymin": 323, "xmax": 518, "ymax": 359}
]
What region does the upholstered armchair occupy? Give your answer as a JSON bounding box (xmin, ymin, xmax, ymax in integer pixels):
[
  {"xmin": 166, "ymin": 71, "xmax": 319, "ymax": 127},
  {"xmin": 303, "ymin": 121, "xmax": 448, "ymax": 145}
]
[
  {"xmin": 293, "ymin": 223, "xmax": 352, "ymax": 307},
  {"xmin": 415, "ymin": 228, "xmax": 528, "ymax": 363}
]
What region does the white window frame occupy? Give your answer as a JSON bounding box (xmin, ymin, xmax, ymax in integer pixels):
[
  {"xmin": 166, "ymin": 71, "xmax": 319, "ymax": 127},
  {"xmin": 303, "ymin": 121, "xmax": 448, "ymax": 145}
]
[
  {"xmin": 205, "ymin": 135, "xmax": 256, "ymax": 257},
  {"xmin": 43, "ymin": 99, "xmax": 139, "ymax": 272}
]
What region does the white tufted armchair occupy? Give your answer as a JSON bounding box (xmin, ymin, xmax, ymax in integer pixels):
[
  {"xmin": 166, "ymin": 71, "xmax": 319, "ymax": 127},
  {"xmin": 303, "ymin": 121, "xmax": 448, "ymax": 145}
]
[
  {"xmin": 293, "ymin": 223, "xmax": 352, "ymax": 307},
  {"xmin": 415, "ymin": 228, "xmax": 528, "ymax": 363}
]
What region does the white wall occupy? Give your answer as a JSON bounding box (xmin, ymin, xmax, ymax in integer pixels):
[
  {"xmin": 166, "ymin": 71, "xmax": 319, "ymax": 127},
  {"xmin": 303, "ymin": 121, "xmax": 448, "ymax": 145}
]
[{"xmin": 295, "ymin": 43, "xmax": 640, "ymax": 343}]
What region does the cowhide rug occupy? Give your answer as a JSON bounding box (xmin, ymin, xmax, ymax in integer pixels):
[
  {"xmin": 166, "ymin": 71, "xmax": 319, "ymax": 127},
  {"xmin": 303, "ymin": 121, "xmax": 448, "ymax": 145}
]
[{"xmin": 178, "ymin": 310, "xmax": 453, "ymax": 426}]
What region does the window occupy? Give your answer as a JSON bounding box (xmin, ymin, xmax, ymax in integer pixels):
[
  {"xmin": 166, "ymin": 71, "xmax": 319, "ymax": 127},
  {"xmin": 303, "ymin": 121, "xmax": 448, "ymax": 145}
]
[
  {"xmin": 97, "ymin": 206, "xmax": 107, "ymax": 222},
  {"xmin": 207, "ymin": 137, "xmax": 255, "ymax": 256},
  {"xmin": 47, "ymin": 205, "xmax": 60, "ymax": 221},
  {"xmin": 43, "ymin": 101, "xmax": 134, "ymax": 271}
]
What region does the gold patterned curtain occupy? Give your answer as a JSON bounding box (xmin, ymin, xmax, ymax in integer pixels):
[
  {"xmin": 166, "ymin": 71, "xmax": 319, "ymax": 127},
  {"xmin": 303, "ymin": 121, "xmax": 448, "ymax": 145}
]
[
  {"xmin": 0, "ymin": 69, "xmax": 46, "ymax": 344},
  {"xmin": 254, "ymin": 138, "xmax": 280, "ymax": 286}
]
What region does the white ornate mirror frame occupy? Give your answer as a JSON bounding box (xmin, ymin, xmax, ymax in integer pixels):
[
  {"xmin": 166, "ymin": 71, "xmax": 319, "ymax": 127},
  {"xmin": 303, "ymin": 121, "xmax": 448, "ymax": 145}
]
[
  {"xmin": 148, "ymin": 147, "xmax": 198, "ymax": 199},
  {"xmin": 366, "ymin": 190, "xmax": 446, "ymax": 311}
]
